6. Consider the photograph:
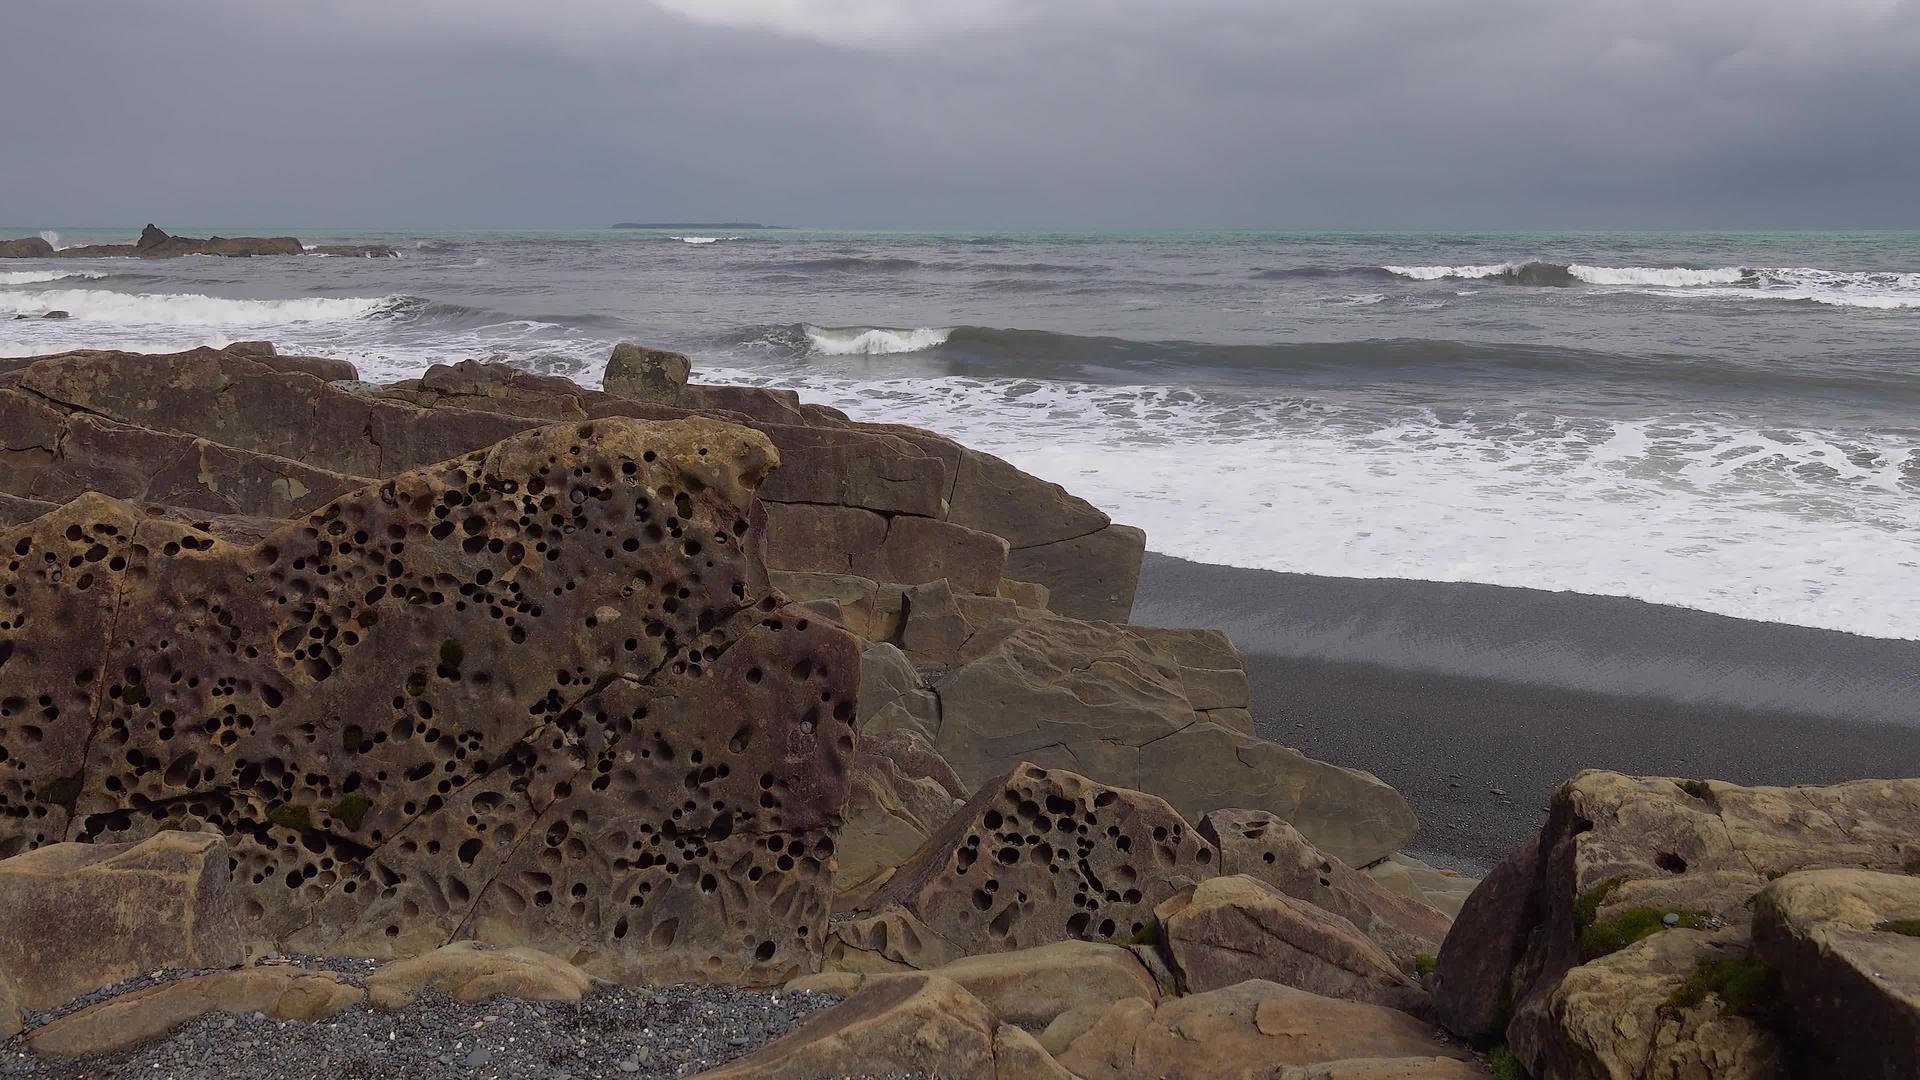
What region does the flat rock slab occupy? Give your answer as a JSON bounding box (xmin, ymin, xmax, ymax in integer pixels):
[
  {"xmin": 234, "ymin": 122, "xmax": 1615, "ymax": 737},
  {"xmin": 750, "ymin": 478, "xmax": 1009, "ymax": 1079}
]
[{"xmin": 0, "ymin": 832, "xmax": 243, "ymax": 1011}]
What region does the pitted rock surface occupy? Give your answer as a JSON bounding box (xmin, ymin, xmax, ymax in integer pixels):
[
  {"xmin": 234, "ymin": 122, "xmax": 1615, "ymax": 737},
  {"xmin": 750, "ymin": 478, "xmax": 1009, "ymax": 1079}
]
[
  {"xmin": 833, "ymin": 763, "xmax": 1217, "ymax": 970},
  {"xmin": 0, "ymin": 416, "xmax": 859, "ymax": 985}
]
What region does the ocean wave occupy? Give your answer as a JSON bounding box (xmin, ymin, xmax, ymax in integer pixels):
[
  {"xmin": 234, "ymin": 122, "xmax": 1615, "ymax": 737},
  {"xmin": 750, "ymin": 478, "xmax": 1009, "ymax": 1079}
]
[
  {"xmin": 802, "ymin": 324, "xmax": 953, "ymax": 355},
  {"xmin": 779, "ymin": 256, "xmax": 924, "ymax": 273},
  {"xmin": 1382, "ymin": 262, "xmax": 1577, "ymax": 285},
  {"xmin": 0, "ymin": 288, "xmax": 397, "ymax": 325},
  {"xmin": 38, "ymin": 230, "xmax": 72, "ymax": 251},
  {"xmin": 1567, "ymin": 265, "xmax": 1749, "ymax": 287},
  {"xmin": 670, "ymin": 235, "xmax": 740, "ymax": 245},
  {"xmin": 0, "ymin": 270, "xmax": 104, "ymax": 285},
  {"xmin": 1380, "ymin": 261, "xmax": 1919, "ymax": 305}
]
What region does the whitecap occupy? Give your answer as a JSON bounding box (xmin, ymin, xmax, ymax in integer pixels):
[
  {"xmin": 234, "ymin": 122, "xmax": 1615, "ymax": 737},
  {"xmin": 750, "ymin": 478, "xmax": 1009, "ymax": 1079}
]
[
  {"xmin": 802, "ymin": 325, "xmax": 952, "ymax": 355},
  {"xmin": 1381, "ymin": 263, "xmax": 1518, "ymax": 280},
  {"xmin": 0, "ymin": 288, "xmax": 396, "ymax": 325},
  {"xmin": 1568, "ymin": 265, "xmax": 1748, "ymax": 287},
  {"xmin": 0, "ymin": 270, "xmax": 103, "ymax": 285}
]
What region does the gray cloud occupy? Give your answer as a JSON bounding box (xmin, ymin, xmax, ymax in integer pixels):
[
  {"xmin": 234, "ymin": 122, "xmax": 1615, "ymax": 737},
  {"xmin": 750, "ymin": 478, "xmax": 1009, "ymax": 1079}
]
[{"xmin": 1, "ymin": 0, "xmax": 1915, "ymax": 228}]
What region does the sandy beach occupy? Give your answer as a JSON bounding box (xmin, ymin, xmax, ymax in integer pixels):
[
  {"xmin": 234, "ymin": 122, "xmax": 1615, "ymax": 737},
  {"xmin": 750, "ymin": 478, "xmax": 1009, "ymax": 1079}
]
[{"xmin": 1133, "ymin": 552, "xmax": 1920, "ymax": 870}]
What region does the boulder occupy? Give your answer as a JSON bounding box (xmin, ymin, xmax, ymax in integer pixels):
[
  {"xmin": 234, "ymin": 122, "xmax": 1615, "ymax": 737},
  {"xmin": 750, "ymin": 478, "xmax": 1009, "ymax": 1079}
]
[
  {"xmin": 836, "ymin": 728, "xmax": 965, "ymax": 907},
  {"xmin": 39, "ymin": 310, "xmax": 69, "ymax": 320},
  {"xmin": 1277, "ymin": 1060, "xmax": 1487, "ymax": 1080},
  {"xmin": 365, "ymin": 940, "xmax": 595, "ymax": 1009},
  {"xmin": 833, "ymin": 764, "xmax": 1218, "ymax": 970},
  {"xmin": 900, "ymin": 577, "xmax": 973, "ymax": 659},
  {"xmin": 1156, "ymin": 875, "xmax": 1427, "ymax": 1013},
  {"xmin": 1752, "ymin": 868, "xmax": 1920, "ymax": 1078},
  {"xmin": 0, "ymin": 832, "xmax": 244, "ymax": 1010},
  {"xmin": 688, "ymin": 973, "xmax": 1000, "ymax": 1080},
  {"xmin": 1366, "ymin": 853, "xmax": 1478, "ymax": 919},
  {"xmin": 132, "ymin": 224, "xmax": 305, "ymax": 258},
  {"xmin": 756, "ymin": 423, "xmax": 948, "ymax": 518},
  {"xmin": 1508, "ymin": 929, "xmax": 1785, "ymax": 1080},
  {"xmin": 1004, "ymin": 522, "xmax": 1145, "ymax": 623},
  {"xmin": 603, "ymin": 343, "xmax": 692, "ymax": 403},
  {"xmin": 1053, "ymin": 980, "xmax": 1471, "ymax": 1080},
  {"xmin": 1434, "ymin": 772, "xmax": 1920, "ymax": 1076},
  {"xmin": 1200, "ymin": 809, "xmax": 1453, "ymax": 969},
  {"xmin": 27, "ymin": 967, "xmax": 365, "ymax": 1058},
  {"xmin": 926, "ymin": 609, "xmax": 1414, "ymax": 864},
  {"xmin": 994, "ymin": 1023, "xmax": 1080, "ymax": 1079},
  {"xmin": 1, "ymin": 972, "xmax": 19, "ymax": 1041},
  {"xmin": 223, "ymin": 340, "xmax": 277, "ymax": 357},
  {"xmin": 0, "ymin": 417, "xmax": 860, "ymax": 986},
  {"xmin": 0, "ymin": 237, "xmax": 55, "ymax": 258},
  {"xmin": 772, "ymin": 571, "xmax": 907, "ymax": 641}
]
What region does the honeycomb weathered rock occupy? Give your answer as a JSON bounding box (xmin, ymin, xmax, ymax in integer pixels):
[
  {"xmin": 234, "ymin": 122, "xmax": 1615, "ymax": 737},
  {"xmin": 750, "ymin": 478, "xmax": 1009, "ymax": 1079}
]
[{"xmin": 0, "ymin": 416, "xmax": 859, "ymax": 985}]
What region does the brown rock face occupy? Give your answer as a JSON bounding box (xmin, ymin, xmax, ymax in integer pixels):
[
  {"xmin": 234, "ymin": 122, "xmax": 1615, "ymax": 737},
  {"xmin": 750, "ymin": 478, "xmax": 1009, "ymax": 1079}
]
[
  {"xmin": 27, "ymin": 968, "xmax": 366, "ymax": 1058},
  {"xmin": 1435, "ymin": 771, "xmax": 1920, "ymax": 1077},
  {"xmin": 0, "ymin": 416, "xmax": 860, "ymax": 985},
  {"xmin": 1156, "ymin": 876, "xmax": 1427, "ymax": 1013},
  {"xmin": 1200, "ymin": 808, "xmax": 1453, "ymax": 970},
  {"xmin": 132, "ymin": 224, "xmax": 305, "ymax": 258},
  {"xmin": 1753, "ymin": 869, "xmax": 1920, "ymax": 1078},
  {"xmin": 603, "ymin": 343, "xmax": 692, "ymax": 403},
  {"xmin": 365, "ymin": 940, "xmax": 596, "ymax": 1008},
  {"xmin": 1053, "ymin": 980, "xmax": 1471, "ymax": 1080},
  {"xmin": 689, "ymin": 973, "xmax": 1001, "ymax": 1080},
  {"xmin": 0, "ymin": 237, "xmax": 55, "ymax": 258},
  {"xmin": 0, "ymin": 832, "xmax": 245, "ymax": 1010},
  {"xmin": 832, "ymin": 763, "xmax": 1218, "ymax": 970}
]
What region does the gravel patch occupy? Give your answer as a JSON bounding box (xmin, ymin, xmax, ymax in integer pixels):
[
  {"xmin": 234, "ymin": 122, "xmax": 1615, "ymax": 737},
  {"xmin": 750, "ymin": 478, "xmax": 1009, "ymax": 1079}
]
[{"xmin": 1, "ymin": 981, "xmax": 845, "ymax": 1080}]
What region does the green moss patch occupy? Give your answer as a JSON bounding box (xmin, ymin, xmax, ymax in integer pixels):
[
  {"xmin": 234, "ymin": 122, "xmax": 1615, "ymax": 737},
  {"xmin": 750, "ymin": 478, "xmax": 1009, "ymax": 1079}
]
[
  {"xmin": 1414, "ymin": 953, "xmax": 1437, "ymax": 977},
  {"xmin": 1677, "ymin": 779, "xmax": 1713, "ymax": 800},
  {"xmin": 328, "ymin": 793, "xmax": 372, "ymax": 830},
  {"xmin": 1580, "ymin": 907, "xmax": 1709, "ymax": 961},
  {"xmin": 1487, "ymin": 1045, "xmax": 1528, "ymax": 1080},
  {"xmin": 1876, "ymin": 919, "xmax": 1920, "ymax": 937},
  {"xmin": 1663, "ymin": 954, "xmax": 1782, "ymax": 1018},
  {"xmin": 1574, "ymin": 876, "xmax": 1628, "ymax": 931},
  {"xmin": 1112, "ymin": 921, "xmax": 1162, "ymax": 948},
  {"xmin": 267, "ymin": 803, "xmax": 315, "ymax": 833}
]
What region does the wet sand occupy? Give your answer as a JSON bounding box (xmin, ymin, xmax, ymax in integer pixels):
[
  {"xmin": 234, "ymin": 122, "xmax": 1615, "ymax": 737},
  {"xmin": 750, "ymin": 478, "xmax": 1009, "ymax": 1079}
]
[{"xmin": 1132, "ymin": 553, "xmax": 1920, "ymax": 870}]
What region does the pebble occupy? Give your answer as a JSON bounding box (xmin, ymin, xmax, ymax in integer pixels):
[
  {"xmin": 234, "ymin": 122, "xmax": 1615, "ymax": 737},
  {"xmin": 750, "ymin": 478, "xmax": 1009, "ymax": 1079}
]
[{"xmin": 1662, "ymin": 913, "xmax": 1681, "ymax": 927}]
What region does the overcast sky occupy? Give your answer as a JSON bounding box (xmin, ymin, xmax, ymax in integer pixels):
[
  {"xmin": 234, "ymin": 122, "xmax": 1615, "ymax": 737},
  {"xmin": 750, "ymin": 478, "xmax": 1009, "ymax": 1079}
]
[{"xmin": 3, "ymin": 0, "xmax": 1916, "ymax": 229}]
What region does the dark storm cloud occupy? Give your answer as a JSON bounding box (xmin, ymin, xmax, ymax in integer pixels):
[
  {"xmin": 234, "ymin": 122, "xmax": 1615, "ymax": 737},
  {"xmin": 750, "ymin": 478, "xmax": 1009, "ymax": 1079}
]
[{"xmin": 2, "ymin": 0, "xmax": 1915, "ymax": 228}]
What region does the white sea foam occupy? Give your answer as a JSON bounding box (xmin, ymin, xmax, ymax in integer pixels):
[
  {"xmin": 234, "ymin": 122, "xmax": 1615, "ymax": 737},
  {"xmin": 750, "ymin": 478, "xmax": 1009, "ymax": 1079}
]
[
  {"xmin": 697, "ymin": 365, "xmax": 1920, "ymax": 640},
  {"xmin": 802, "ymin": 325, "xmax": 952, "ymax": 355},
  {"xmin": 1382, "ymin": 263, "xmax": 1517, "ymax": 280},
  {"xmin": 1568, "ymin": 264, "xmax": 1748, "ymax": 286},
  {"xmin": 670, "ymin": 236, "xmax": 740, "ymax": 245},
  {"xmin": 37, "ymin": 230, "xmax": 71, "ymax": 251},
  {"xmin": 0, "ymin": 288, "xmax": 394, "ymax": 325},
  {"xmin": 1340, "ymin": 293, "xmax": 1386, "ymax": 305},
  {"xmin": 0, "ymin": 270, "xmax": 103, "ymax": 285}
]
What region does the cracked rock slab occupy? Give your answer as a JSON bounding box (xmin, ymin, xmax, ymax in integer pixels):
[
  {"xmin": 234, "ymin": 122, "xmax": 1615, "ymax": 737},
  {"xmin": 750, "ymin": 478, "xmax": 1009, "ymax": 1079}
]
[{"xmin": 0, "ymin": 416, "xmax": 859, "ymax": 986}]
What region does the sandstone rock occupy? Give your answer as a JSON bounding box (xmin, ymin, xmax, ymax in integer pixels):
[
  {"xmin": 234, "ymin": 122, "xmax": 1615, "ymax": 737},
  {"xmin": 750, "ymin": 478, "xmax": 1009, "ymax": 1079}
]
[
  {"xmin": 784, "ymin": 970, "xmax": 865, "ymax": 996},
  {"xmin": 1040, "ymin": 1000, "xmax": 1113, "ymax": 1055},
  {"xmin": 836, "ymin": 729, "xmax": 965, "ymax": 907},
  {"xmin": 926, "ymin": 609, "xmax": 1414, "ymax": 865},
  {"xmin": 1277, "ymin": 1059, "xmax": 1488, "ymax": 1080},
  {"xmin": 1200, "ymin": 809, "xmax": 1452, "ymax": 970},
  {"xmin": 365, "ymin": 940, "xmax": 595, "ymax": 1008},
  {"xmin": 926, "ymin": 940, "xmax": 1161, "ymax": 1028},
  {"xmin": 995, "ymin": 1023, "xmax": 1079, "ymax": 1079},
  {"xmin": 1508, "ymin": 929, "xmax": 1785, "ymax": 1080},
  {"xmin": 900, "ymin": 577, "xmax": 973, "ymax": 659},
  {"xmin": 773, "ymin": 571, "xmax": 907, "ymax": 641},
  {"xmin": 0, "ymin": 417, "xmax": 859, "ymax": 985},
  {"xmin": 1432, "ymin": 840, "xmax": 1542, "ymax": 1041},
  {"xmin": 854, "ymin": 640, "xmax": 943, "ymax": 739},
  {"xmin": 1367, "ymin": 852, "xmax": 1478, "ymax": 919},
  {"xmin": 1157, "ymin": 875, "xmax": 1426, "ymax": 1012},
  {"xmin": 27, "ymin": 967, "xmax": 365, "ymax": 1058},
  {"xmin": 755, "ymin": 423, "xmax": 948, "ymax": 518},
  {"xmin": 1054, "ymin": 980, "xmax": 1470, "ymax": 1080},
  {"xmin": 603, "ymin": 344, "xmax": 692, "ymax": 403},
  {"xmin": 1, "ymin": 972, "xmax": 19, "ymax": 1041},
  {"xmin": 0, "ymin": 832, "xmax": 244, "ymax": 1010},
  {"xmin": 689, "ymin": 973, "xmax": 1000, "ymax": 1080},
  {"xmin": 135, "ymin": 224, "xmax": 305, "ymax": 258},
  {"xmin": 1753, "ymin": 868, "xmax": 1920, "ymax": 1078},
  {"xmin": 998, "ymin": 577, "xmax": 1050, "ymax": 610},
  {"xmin": 876, "ymin": 514, "xmax": 1007, "ymax": 596},
  {"xmin": 833, "ymin": 764, "xmax": 1217, "ymax": 970},
  {"xmin": 1005, "ymin": 522, "xmax": 1145, "ymax": 623},
  {"xmin": 224, "ymin": 340, "xmax": 277, "ymax": 357},
  {"xmin": 1436, "ymin": 772, "xmax": 1920, "ymax": 1074}
]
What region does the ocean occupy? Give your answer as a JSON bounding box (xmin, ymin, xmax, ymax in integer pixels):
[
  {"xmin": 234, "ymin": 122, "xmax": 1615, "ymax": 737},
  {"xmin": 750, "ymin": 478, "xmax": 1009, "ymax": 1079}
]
[{"xmin": 2, "ymin": 228, "xmax": 1915, "ymax": 640}]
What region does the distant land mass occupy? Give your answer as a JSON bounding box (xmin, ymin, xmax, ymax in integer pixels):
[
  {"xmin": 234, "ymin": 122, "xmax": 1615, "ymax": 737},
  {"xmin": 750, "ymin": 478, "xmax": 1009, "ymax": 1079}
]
[{"xmin": 611, "ymin": 222, "xmax": 786, "ymax": 230}]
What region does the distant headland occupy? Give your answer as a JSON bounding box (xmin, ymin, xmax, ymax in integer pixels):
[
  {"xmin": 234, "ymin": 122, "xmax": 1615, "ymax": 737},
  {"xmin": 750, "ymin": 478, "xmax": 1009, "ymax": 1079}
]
[{"xmin": 610, "ymin": 222, "xmax": 786, "ymax": 230}]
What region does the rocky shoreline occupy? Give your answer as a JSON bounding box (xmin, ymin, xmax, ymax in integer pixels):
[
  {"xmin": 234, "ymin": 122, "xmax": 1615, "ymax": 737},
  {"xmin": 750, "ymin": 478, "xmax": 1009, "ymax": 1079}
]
[
  {"xmin": 0, "ymin": 224, "xmax": 396, "ymax": 259},
  {"xmin": 0, "ymin": 342, "xmax": 1912, "ymax": 1077}
]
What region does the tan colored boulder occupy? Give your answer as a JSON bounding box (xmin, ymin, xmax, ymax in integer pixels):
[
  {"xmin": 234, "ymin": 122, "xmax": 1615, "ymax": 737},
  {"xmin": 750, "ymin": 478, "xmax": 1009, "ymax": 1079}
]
[
  {"xmin": 875, "ymin": 514, "xmax": 1008, "ymax": 595},
  {"xmin": 929, "ymin": 940, "xmax": 1160, "ymax": 1028},
  {"xmin": 1508, "ymin": 929, "xmax": 1785, "ymax": 1080},
  {"xmin": 1435, "ymin": 771, "xmax": 1920, "ymax": 1069},
  {"xmin": 1367, "ymin": 853, "xmax": 1478, "ymax": 919},
  {"xmin": 757, "ymin": 423, "xmax": 948, "ymax": 518},
  {"xmin": 1278, "ymin": 1060, "xmax": 1488, "ymax": 1080},
  {"xmin": 0, "ymin": 832, "xmax": 244, "ymax": 1010},
  {"xmin": 1158, "ymin": 876, "xmax": 1426, "ymax": 1013},
  {"xmin": 27, "ymin": 967, "xmax": 364, "ymax": 1058},
  {"xmin": 774, "ymin": 571, "xmax": 908, "ymax": 641},
  {"xmin": 1752, "ymin": 868, "xmax": 1920, "ymax": 1078},
  {"xmin": 1004, "ymin": 522, "xmax": 1144, "ymax": 623},
  {"xmin": 0, "ymin": 417, "xmax": 859, "ymax": 987},
  {"xmin": 365, "ymin": 940, "xmax": 595, "ymax": 1009},
  {"xmin": 603, "ymin": 342, "xmax": 691, "ymax": 402},
  {"xmin": 1, "ymin": 973, "xmax": 19, "ymax": 1041},
  {"xmin": 833, "ymin": 764, "xmax": 1217, "ymax": 970},
  {"xmin": 926, "ymin": 608, "xmax": 1414, "ymax": 865},
  {"xmin": 835, "ymin": 729, "xmax": 966, "ymax": 907},
  {"xmin": 1055, "ymin": 980, "xmax": 1470, "ymax": 1080},
  {"xmin": 901, "ymin": 576, "xmax": 974, "ymax": 659},
  {"xmin": 996, "ymin": 1023, "xmax": 1079, "ymax": 1079},
  {"xmin": 690, "ymin": 972, "xmax": 999, "ymax": 1080},
  {"xmin": 1200, "ymin": 809, "xmax": 1452, "ymax": 969}
]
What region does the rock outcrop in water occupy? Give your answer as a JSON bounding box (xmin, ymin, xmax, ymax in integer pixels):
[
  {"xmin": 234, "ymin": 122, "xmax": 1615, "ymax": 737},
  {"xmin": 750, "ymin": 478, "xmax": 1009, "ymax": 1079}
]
[{"xmin": 0, "ymin": 224, "xmax": 397, "ymax": 259}]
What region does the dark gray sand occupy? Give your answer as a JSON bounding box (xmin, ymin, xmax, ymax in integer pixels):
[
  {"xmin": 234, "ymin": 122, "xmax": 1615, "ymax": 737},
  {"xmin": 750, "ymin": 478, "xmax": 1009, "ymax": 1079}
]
[
  {"xmin": 1134, "ymin": 553, "xmax": 1920, "ymax": 870},
  {"xmin": 0, "ymin": 980, "xmax": 846, "ymax": 1080}
]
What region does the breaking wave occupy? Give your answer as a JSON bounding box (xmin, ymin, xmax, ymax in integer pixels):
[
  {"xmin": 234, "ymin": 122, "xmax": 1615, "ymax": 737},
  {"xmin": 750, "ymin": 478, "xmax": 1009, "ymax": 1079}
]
[
  {"xmin": 801, "ymin": 325, "xmax": 953, "ymax": 355},
  {"xmin": 670, "ymin": 236, "xmax": 740, "ymax": 245},
  {"xmin": 0, "ymin": 288, "xmax": 399, "ymax": 325},
  {"xmin": 0, "ymin": 270, "xmax": 104, "ymax": 285}
]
